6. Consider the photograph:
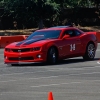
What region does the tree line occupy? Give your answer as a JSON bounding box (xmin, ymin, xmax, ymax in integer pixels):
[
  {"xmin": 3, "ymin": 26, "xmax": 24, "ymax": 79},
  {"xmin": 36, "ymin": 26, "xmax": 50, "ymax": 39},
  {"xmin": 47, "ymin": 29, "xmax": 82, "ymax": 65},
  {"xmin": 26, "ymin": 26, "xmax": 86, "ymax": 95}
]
[{"xmin": 0, "ymin": 0, "xmax": 100, "ymax": 29}]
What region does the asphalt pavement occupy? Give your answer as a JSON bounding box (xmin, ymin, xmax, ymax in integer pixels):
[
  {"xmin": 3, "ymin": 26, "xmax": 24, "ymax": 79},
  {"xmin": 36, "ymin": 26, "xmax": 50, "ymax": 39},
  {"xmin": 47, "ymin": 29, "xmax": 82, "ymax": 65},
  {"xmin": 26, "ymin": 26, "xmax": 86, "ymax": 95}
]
[{"xmin": 0, "ymin": 44, "xmax": 100, "ymax": 100}]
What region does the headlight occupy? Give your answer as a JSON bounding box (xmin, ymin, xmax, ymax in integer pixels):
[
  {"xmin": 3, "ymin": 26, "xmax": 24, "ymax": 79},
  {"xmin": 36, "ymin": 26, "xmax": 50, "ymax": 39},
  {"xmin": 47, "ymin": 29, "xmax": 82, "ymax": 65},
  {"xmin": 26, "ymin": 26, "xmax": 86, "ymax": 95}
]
[
  {"xmin": 31, "ymin": 47, "xmax": 41, "ymax": 51},
  {"xmin": 5, "ymin": 48, "xmax": 11, "ymax": 52}
]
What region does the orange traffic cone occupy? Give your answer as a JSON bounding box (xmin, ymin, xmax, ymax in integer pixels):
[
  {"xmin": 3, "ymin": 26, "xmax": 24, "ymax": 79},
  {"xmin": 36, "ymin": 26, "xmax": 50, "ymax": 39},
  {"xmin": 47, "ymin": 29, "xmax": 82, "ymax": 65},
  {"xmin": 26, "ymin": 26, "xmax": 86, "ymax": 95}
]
[{"xmin": 48, "ymin": 92, "xmax": 54, "ymax": 100}]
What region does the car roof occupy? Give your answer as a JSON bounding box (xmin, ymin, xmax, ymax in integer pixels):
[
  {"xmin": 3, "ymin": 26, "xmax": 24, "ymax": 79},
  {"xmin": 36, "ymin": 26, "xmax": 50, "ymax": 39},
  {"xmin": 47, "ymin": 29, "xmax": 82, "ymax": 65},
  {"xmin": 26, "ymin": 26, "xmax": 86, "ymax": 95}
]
[
  {"xmin": 49, "ymin": 26, "xmax": 71, "ymax": 28},
  {"xmin": 37, "ymin": 26, "xmax": 75, "ymax": 31}
]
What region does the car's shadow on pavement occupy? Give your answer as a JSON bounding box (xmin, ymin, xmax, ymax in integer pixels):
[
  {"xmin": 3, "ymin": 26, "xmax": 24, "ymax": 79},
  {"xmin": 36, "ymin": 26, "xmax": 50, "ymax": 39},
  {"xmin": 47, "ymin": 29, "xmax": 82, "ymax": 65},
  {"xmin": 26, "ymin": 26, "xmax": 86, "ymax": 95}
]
[
  {"xmin": 56, "ymin": 58, "xmax": 99, "ymax": 66},
  {"xmin": 6, "ymin": 57, "xmax": 100, "ymax": 67}
]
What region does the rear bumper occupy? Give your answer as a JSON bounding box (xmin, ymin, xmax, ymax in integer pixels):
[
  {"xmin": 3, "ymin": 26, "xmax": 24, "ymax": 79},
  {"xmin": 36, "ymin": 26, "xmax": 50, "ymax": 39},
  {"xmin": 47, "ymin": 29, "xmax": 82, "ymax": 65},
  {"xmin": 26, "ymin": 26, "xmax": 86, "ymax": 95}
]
[{"xmin": 4, "ymin": 51, "xmax": 47, "ymax": 64}]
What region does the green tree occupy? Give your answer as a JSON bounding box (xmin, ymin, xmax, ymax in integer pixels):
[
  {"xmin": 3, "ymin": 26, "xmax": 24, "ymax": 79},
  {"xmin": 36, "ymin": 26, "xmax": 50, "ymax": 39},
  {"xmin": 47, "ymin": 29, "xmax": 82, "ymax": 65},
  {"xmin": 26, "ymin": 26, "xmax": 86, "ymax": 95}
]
[
  {"xmin": 3, "ymin": 0, "xmax": 60, "ymax": 29},
  {"xmin": 53, "ymin": 0, "xmax": 95, "ymax": 8}
]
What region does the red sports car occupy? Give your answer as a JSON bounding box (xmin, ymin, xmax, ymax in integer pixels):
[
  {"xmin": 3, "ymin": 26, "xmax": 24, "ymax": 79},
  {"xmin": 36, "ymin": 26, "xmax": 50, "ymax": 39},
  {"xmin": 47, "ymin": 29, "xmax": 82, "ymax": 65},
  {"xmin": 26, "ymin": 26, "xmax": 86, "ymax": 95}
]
[{"xmin": 4, "ymin": 26, "xmax": 97, "ymax": 65}]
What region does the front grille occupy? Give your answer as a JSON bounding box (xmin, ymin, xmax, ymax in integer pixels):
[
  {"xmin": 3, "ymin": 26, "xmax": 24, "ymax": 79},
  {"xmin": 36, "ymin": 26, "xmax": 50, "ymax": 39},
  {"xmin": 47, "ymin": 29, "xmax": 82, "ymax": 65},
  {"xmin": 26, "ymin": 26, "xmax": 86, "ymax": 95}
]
[
  {"xmin": 12, "ymin": 48, "xmax": 31, "ymax": 52},
  {"xmin": 8, "ymin": 57, "xmax": 34, "ymax": 61}
]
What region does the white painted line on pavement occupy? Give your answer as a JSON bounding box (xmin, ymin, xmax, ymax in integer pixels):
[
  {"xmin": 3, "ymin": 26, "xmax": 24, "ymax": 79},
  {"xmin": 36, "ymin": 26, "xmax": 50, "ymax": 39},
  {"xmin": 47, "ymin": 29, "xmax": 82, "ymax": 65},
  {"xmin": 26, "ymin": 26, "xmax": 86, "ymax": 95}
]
[
  {"xmin": 0, "ymin": 65, "xmax": 100, "ymax": 77},
  {"xmin": 1, "ymin": 71, "xmax": 100, "ymax": 83},
  {"xmin": 0, "ymin": 91, "xmax": 47, "ymax": 95},
  {"xmin": 30, "ymin": 80, "xmax": 100, "ymax": 88},
  {"xmin": 0, "ymin": 76, "xmax": 58, "ymax": 83},
  {"xmin": 0, "ymin": 63, "xmax": 100, "ymax": 77},
  {"xmin": 0, "ymin": 80, "xmax": 16, "ymax": 83},
  {"xmin": 93, "ymin": 65, "xmax": 100, "ymax": 67},
  {"xmin": 1, "ymin": 79, "xmax": 100, "ymax": 91},
  {"xmin": 31, "ymin": 82, "xmax": 81, "ymax": 88},
  {"xmin": 0, "ymin": 70, "xmax": 46, "ymax": 76},
  {"xmin": 70, "ymin": 71, "xmax": 100, "ymax": 76},
  {"xmin": 48, "ymin": 66, "xmax": 100, "ymax": 71},
  {"xmin": 96, "ymin": 49, "xmax": 100, "ymax": 51},
  {"xmin": 97, "ymin": 60, "xmax": 100, "ymax": 64}
]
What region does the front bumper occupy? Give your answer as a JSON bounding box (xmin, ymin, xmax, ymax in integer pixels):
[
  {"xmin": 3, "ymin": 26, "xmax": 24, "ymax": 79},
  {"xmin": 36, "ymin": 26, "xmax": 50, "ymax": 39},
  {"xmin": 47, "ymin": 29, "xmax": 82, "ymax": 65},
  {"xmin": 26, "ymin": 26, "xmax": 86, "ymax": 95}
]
[{"xmin": 4, "ymin": 51, "xmax": 47, "ymax": 64}]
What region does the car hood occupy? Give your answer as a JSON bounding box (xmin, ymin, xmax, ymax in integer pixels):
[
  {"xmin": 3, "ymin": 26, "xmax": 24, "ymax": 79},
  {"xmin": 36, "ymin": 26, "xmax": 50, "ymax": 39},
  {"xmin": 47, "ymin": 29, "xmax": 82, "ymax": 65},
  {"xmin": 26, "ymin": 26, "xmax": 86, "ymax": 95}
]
[{"xmin": 6, "ymin": 38, "xmax": 57, "ymax": 48}]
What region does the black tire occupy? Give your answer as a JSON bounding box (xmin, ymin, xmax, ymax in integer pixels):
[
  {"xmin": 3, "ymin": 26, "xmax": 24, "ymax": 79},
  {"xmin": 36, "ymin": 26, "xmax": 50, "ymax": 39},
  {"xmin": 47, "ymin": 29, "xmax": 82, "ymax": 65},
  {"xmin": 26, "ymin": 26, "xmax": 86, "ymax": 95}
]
[
  {"xmin": 11, "ymin": 64, "xmax": 18, "ymax": 66},
  {"xmin": 47, "ymin": 47, "xmax": 58, "ymax": 64},
  {"xmin": 83, "ymin": 43, "xmax": 96, "ymax": 60},
  {"xmin": 6, "ymin": 64, "xmax": 19, "ymax": 66}
]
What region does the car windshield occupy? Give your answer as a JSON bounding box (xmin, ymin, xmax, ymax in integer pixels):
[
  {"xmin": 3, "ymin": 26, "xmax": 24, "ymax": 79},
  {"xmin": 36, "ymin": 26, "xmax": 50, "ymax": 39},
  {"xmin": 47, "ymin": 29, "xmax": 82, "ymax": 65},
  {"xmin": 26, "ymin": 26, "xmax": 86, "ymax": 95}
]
[{"xmin": 26, "ymin": 30, "xmax": 61, "ymax": 40}]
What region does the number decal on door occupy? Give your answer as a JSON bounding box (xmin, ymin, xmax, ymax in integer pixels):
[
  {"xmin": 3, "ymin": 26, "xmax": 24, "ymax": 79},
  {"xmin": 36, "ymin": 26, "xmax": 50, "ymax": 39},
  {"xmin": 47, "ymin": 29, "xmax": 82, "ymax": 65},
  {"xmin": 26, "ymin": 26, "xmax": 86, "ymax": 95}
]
[{"xmin": 70, "ymin": 44, "xmax": 75, "ymax": 51}]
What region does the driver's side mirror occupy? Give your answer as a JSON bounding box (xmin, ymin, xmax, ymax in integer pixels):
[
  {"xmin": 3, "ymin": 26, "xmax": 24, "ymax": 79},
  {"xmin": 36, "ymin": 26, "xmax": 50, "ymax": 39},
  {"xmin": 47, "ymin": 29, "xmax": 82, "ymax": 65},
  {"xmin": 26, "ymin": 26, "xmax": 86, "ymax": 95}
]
[{"xmin": 62, "ymin": 34, "xmax": 70, "ymax": 39}]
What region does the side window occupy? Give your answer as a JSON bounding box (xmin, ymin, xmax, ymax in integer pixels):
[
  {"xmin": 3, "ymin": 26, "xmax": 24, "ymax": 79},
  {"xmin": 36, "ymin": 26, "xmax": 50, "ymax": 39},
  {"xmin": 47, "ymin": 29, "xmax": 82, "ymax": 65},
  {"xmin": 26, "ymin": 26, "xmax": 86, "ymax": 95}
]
[
  {"xmin": 74, "ymin": 30, "xmax": 81, "ymax": 36},
  {"xmin": 67, "ymin": 30, "xmax": 74, "ymax": 37},
  {"xmin": 63, "ymin": 30, "xmax": 75, "ymax": 37},
  {"xmin": 62, "ymin": 29, "xmax": 82, "ymax": 38}
]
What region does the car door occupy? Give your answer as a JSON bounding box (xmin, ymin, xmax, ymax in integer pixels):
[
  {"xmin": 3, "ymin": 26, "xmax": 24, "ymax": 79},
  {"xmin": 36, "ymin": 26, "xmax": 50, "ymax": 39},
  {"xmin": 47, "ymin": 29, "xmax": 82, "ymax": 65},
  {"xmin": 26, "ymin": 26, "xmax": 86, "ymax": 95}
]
[{"xmin": 62, "ymin": 29, "xmax": 82, "ymax": 57}]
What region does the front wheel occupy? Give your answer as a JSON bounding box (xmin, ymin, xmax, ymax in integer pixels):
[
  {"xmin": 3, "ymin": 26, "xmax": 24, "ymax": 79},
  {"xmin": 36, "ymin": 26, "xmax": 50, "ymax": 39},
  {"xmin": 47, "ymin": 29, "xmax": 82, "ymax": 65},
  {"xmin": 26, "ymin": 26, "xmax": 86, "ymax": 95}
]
[
  {"xmin": 47, "ymin": 47, "xmax": 58, "ymax": 64},
  {"xmin": 11, "ymin": 64, "xmax": 19, "ymax": 66},
  {"xmin": 83, "ymin": 43, "xmax": 96, "ymax": 60}
]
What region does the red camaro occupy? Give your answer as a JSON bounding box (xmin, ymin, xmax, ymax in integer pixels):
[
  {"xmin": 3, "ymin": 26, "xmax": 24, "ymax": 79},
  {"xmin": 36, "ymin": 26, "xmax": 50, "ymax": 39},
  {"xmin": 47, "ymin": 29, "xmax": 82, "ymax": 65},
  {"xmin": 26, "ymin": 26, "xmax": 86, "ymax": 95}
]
[{"xmin": 4, "ymin": 26, "xmax": 97, "ymax": 65}]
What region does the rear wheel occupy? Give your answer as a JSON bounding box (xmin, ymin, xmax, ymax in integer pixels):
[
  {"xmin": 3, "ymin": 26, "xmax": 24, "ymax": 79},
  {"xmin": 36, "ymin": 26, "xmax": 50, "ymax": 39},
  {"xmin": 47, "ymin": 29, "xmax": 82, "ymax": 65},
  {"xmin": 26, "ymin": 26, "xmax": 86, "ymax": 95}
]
[
  {"xmin": 47, "ymin": 47, "xmax": 58, "ymax": 64},
  {"xmin": 83, "ymin": 43, "xmax": 96, "ymax": 60}
]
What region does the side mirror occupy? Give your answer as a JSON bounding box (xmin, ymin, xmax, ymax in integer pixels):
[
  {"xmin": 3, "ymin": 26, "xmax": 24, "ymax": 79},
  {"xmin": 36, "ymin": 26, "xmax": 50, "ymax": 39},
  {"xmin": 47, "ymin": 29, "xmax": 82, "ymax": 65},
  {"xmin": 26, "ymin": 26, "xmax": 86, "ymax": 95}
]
[{"xmin": 62, "ymin": 34, "xmax": 70, "ymax": 39}]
